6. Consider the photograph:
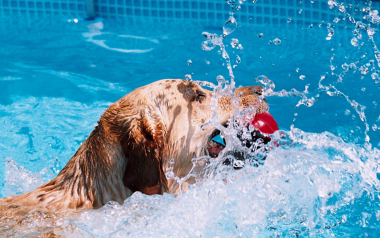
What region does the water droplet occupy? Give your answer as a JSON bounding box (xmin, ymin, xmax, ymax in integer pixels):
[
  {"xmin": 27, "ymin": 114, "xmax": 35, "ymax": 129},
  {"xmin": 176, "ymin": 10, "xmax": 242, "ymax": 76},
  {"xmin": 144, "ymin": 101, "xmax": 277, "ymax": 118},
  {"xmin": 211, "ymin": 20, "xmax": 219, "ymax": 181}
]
[
  {"xmin": 375, "ymin": 54, "xmax": 380, "ymax": 67},
  {"xmin": 205, "ymin": 60, "xmax": 210, "ymax": 65},
  {"xmin": 258, "ymin": 33, "xmax": 264, "ymax": 38},
  {"xmin": 333, "ymin": 17, "xmax": 340, "ymax": 23},
  {"xmin": 351, "ymin": 37, "xmax": 359, "ymax": 47},
  {"xmin": 222, "ymin": 51, "xmax": 229, "ymax": 59},
  {"xmin": 359, "ymin": 66, "xmax": 369, "ymax": 75},
  {"xmin": 202, "ymin": 32, "xmax": 221, "ymax": 51},
  {"xmin": 338, "ymin": 4, "xmax": 345, "ymax": 12},
  {"xmin": 299, "ymin": 75, "xmax": 306, "ymax": 80},
  {"xmin": 345, "ymin": 109, "xmax": 351, "ymax": 116},
  {"xmin": 326, "ymin": 23, "xmax": 334, "ymax": 40},
  {"xmin": 258, "ymin": 56, "xmax": 262, "ymax": 60},
  {"xmin": 223, "ymin": 16, "xmax": 238, "ymax": 36},
  {"xmin": 202, "ymin": 40, "xmax": 215, "ymax": 51},
  {"xmin": 361, "ymin": 87, "xmax": 366, "ymax": 91},
  {"xmin": 273, "ymin": 38, "xmax": 281, "ymax": 45},
  {"xmin": 369, "ymin": 10, "xmax": 380, "ymax": 24},
  {"xmin": 236, "ymin": 5, "xmax": 241, "ymax": 10},
  {"xmin": 165, "ymin": 170, "xmax": 175, "ymax": 179},
  {"xmin": 216, "ymin": 75, "xmax": 226, "ymax": 85},
  {"xmin": 367, "ymin": 28, "xmax": 376, "ymax": 37},
  {"xmin": 187, "ymin": 60, "xmax": 192, "ymax": 66},
  {"xmin": 231, "ymin": 38, "xmax": 239, "ymax": 48},
  {"xmin": 342, "ymin": 214, "xmax": 347, "ymax": 223},
  {"xmin": 298, "ymin": 9, "xmax": 303, "ymax": 14},
  {"xmin": 294, "ymin": 113, "xmax": 298, "ymax": 116},
  {"xmin": 296, "ymin": 68, "xmax": 300, "ymax": 72},
  {"xmin": 236, "ymin": 55, "xmax": 241, "ymax": 64},
  {"xmin": 362, "ymin": 7, "xmax": 371, "ymax": 13},
  {"xmin": 287, "ymin": 18, "xmax": 292, "ymax": 23}
]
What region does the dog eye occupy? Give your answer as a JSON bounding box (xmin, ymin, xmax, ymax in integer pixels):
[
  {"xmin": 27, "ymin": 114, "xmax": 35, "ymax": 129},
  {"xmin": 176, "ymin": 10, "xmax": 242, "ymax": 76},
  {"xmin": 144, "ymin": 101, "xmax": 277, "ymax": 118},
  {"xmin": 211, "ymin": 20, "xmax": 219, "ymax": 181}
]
[
  {"xmin": 253, "ymin": 87, "xmax": 263, "ymax": 95},
  {"xmin": 195, "ymin": 90, "xmax": 206, "ymax": 102}
]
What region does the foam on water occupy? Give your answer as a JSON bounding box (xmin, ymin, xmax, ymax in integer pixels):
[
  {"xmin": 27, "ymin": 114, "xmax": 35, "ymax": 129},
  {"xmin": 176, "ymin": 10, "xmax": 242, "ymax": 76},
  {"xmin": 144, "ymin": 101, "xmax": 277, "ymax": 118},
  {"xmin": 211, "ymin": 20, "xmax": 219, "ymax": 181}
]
[{"xmin": 49, "ymin": 131, "xmax": 379, "ymax": 236}]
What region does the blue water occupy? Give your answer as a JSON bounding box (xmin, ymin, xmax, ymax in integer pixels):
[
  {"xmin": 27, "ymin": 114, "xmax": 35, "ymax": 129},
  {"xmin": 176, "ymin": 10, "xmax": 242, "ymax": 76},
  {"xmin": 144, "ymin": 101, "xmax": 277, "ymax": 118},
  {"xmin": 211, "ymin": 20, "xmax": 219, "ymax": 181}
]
[{"xmin": 1, "ymin": 1, "xmax": 380, "ymax": 236}]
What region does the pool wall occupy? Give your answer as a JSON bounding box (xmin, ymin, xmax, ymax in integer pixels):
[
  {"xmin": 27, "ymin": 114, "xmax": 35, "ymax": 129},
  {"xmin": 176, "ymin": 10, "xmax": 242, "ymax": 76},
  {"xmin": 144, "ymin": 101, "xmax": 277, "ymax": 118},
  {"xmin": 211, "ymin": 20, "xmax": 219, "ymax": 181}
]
[
  {"xmin": 0, "ymin": 0, "xmax": 377, "ymax": 26},
  {"xmin": 0, "ymin": 0, "xmax": 87, "ymax": 18}
]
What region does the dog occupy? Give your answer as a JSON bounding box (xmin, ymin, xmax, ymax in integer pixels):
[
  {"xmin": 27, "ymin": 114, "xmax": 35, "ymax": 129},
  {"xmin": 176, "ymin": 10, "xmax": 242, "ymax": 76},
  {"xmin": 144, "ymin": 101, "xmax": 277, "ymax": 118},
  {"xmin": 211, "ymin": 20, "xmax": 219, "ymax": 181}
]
[{"xmin": 0, "ymin": 79, "xmax": 268, "ymax": 228}]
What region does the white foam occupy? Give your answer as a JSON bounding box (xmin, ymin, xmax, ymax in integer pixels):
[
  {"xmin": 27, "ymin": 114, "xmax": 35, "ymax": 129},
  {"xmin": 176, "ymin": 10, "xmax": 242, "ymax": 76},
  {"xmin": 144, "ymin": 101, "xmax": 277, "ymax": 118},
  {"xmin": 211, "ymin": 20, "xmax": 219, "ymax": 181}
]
[{"xmin": 60, "ymin": 131, "xmax": 380, "ymax": 236}]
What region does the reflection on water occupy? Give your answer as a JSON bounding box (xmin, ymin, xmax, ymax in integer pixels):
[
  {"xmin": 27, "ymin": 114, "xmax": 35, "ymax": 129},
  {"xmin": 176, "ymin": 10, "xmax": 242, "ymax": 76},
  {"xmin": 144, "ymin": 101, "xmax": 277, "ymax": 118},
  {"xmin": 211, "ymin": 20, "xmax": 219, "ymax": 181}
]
[{"xmin": 83, "ymin": 21, "xmax": 159, "ymax": 54}]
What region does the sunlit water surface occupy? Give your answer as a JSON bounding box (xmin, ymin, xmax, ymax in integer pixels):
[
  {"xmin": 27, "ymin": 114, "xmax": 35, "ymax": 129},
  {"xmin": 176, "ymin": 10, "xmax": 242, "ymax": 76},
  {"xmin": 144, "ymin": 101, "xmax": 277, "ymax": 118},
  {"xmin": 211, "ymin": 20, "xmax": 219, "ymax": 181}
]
[{"xmin": 1, "ymin": 1, "xmax": 380, "ymax": 236}]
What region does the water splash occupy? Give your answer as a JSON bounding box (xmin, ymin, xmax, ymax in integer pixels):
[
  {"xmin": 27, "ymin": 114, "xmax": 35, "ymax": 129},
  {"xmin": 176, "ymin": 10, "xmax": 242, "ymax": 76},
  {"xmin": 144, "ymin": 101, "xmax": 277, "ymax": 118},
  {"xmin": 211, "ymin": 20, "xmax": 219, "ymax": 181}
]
[
  {"xmin": 3, "ymin": 158, "xmax": 47, "ymax": 196},
  {"xmin": 59, "ymin": 130, "xmax": 380, "ymax": 236},
  {"xmin": 201, "ymin": 30, "xmax": 236, "ymax": 87}
]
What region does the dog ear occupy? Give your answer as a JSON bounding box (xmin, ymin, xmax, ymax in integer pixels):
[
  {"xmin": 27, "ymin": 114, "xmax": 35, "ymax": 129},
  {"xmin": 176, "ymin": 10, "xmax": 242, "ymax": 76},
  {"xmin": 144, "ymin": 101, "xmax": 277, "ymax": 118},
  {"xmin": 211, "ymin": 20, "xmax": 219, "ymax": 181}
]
[{"xmin": 116, "ymin": 106, "xmax": 169, "ymax": 195}]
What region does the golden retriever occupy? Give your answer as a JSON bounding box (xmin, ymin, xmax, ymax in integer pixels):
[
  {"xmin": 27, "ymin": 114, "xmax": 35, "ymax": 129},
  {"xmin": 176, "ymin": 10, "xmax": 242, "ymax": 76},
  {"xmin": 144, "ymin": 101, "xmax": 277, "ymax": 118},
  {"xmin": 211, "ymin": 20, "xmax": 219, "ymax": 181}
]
[{"xmin": 0, "ymin": 79, "xmax": 267, "ymax": 232}]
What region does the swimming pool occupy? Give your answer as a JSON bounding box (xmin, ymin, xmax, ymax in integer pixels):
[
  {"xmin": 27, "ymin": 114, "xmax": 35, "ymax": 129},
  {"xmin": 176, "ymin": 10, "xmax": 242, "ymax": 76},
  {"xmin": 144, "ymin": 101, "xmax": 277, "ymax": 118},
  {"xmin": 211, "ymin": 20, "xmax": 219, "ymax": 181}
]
[{"xmin": 1, "ymin": 0, "xmax": 380, "ymax": 236}]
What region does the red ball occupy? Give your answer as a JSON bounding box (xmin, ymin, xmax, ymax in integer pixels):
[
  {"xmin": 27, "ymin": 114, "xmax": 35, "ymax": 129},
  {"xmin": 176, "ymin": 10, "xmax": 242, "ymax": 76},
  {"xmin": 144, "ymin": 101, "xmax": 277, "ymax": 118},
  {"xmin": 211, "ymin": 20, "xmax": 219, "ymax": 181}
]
[{"xmin": 249, "ymin": 112, "xmax": 279, "ymax": 134}]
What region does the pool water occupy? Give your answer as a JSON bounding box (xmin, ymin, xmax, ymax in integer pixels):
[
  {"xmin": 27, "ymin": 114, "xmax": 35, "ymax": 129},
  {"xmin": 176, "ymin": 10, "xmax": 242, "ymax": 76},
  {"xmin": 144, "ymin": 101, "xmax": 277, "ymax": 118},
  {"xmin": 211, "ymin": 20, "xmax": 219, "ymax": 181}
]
[{"xmin": 1, "ymin": 0, "xmax": 380, "ymax": 236}]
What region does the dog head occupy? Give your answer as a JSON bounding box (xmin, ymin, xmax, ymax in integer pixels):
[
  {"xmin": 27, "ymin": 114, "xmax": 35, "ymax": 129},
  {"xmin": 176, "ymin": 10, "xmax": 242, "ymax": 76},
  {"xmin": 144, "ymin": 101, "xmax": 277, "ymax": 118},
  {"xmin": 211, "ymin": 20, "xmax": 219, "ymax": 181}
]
[{"xmin": 102, "ymin": 79, "xmax": 268, "ymax": 194}]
